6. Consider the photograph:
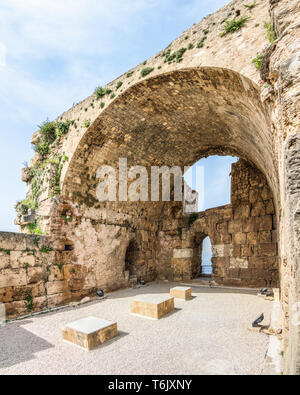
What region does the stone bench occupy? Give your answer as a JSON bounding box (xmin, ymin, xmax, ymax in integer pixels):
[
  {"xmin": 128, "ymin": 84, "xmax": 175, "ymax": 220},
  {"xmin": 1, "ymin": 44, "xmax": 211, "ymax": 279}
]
[
  {"xmin": 62, "ymin": 316, "xmax": 118, "ymax": 350},
  {"xmin": 131, "ymin": 294, "xmax": 174, "ymax": 319},
  {"xmin": 170, "ymin": 286, "xmax": 192, "ymax": 300}
]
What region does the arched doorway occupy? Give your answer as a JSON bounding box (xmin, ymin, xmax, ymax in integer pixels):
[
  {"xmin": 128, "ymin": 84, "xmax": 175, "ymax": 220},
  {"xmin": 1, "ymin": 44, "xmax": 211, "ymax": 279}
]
[
  {"xmin": 60, "ymin": 67, "xmax": 280, "ymax": 292},
  {"xmin": 125, "ymin": 239, "xmax": 138, "ymax": 276},
  {"xmin": 191, "ymin": 233, "xmax": 213, "ymax": 280},
  {"xmin": 201, "ymin": 236, "xmax": 212, "ymax": 277}
]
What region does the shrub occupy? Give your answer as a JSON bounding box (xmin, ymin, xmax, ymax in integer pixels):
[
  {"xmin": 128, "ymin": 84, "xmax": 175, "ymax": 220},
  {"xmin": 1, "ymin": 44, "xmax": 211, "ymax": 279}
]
[
  {"xmin": 220, "ymin": 16, "xmax": 249, "ymax": 36},
  {"xmin": 25, "ymin": 293, "xmax": 34, "ymax": 311},
  {"xmin": 34, "ymin": 142, "xmax": 50, "ymax": 157},
  {"xmin": 252, "ymin": 53, "xmax": 264, "ymax": 69},
  {"xmin": 264, "ymin": 22, "xmax": 277, "ymax": 43},
  {"xmin": 188, "ymin": 213, "xmax": 198, "ymax": 226},
  {"xmin": 40, "ymin": 245, "xmax": 52, "ymax": 253},
  {"xmin": 140, "ymin": 67, "xmax": 154, "ymax": 77},
  {"xmin": 197, "ymin": 36, "xmax": 207, "ymax": 48},
  {"xmin": 127, "ymin": 71, "xmax": 134, "ymax": 78},
  {"xmin": 56, "ymin": 120, "xmax": 70, "ymax": 137},
  {"xmin": 94, "ymin": 87, "xmax": 112, "ymax": 99},
  {"xmin": 38, "ymin": 120, "xmax": 57, "ymax": 144},
  {"xmin": 49, "ymin": 155, "xmax": 68, "ymax": 196},
  {"xmin": 83, "ymin": 120, "xmax": 91, "ymax": 128},
  {"xmin": 26, "ymin": 221, "xmax": 44, "ymax": 235},
  {"xmin": 116, "ymin": 81, "xmax": 123, "ymax": 90},
  {"xmin": 94, "ymin": 86, "xmax": 106, "ymax": 99},
  {"xmin": 100, "ymin": 102, "xmax": 105, "ymax": 109},
  {"xmin": 163, "ymin": 47, "xmax": 187, "ymax": 63},
  {"xmin": 188, "ymin": 43, "xmax": 194, "ymax": 50}
]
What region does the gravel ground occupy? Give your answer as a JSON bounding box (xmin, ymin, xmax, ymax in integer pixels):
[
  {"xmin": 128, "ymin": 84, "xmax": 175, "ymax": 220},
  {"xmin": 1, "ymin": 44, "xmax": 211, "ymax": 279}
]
[{"xmin": 0, "ymin": 282, "xmax": 272, "ymax": 375}]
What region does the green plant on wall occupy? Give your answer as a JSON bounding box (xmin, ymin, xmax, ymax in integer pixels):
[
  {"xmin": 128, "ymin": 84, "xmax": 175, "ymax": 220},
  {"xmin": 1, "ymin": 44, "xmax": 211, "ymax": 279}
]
[
  {"xmin": 177, "ymin": 227, "xmax": 183, "ymax": 239},
  {"xmin": 25, "ymin": 292, "xmax": 34, "ymax": 311},
  {"xmin": 140, "ymin": 67, "xmax": 154, "ymax": 77},
  {"xmin": 244, "ymin": 3, "xmax": 256, "ymax": 10},
  {"xmin": 94, "ymin": 86, "xmax": 112, "ymax": 99},
  {"xmin": 220, "ymin": 16, "xmax": 249, "ymax": 37},
  {"xmin": 49, "ymin": 154, "xmax": 68, "ymax": 196},
  {"xmin": 188, "ymin": 213, "xmax": 198, "ymax": 227},
  {"xmin": 116, "ymin": 81, "xmax": 123, "ymax": 90},
  {"xmin": 264, "ymin": 22, "xmax": 277, "ymax": 43},
  {"xmin": 252, "ymin": 53, "xmax": 264, "ymax": 69}
]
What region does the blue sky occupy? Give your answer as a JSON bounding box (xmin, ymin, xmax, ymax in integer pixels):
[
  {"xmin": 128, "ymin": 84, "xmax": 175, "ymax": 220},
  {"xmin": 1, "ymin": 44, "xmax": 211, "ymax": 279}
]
[{"xmin": 0, "ymin": 0, "xmax": 231, "ymax": 232}]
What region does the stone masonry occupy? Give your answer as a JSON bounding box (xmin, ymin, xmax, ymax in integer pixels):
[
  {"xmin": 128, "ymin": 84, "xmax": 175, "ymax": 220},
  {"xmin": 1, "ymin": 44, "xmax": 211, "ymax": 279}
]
[{"xmin": 1, "ymin": 0, "xmax": 299, "ymax": 374}]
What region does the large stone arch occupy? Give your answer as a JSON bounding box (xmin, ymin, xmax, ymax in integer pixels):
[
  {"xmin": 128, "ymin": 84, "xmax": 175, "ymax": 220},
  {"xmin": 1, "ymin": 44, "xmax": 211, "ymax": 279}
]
[
  {"xmin": 51, "ymin": 67, "xmax": 280, "ymax": 291},
  {"xmin": 62, "ymin": 67, "xmax": 279, "ymax": 205}
]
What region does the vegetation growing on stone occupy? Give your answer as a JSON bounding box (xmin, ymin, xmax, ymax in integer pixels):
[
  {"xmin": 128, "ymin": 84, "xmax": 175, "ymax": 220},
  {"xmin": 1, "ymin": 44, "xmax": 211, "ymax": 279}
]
[
  {"xmin": 100, "ymin": 102, "xmax": 105, "ymax": 109},
  {"xmin": 252, "ymin": 53, "xmax": 264, "ymax": 69},
  {"xmin": 83, "ymin": 120, "xmax": 91, "ymax": 128},
  {"xmin": 127, "ymin": 71, "xmax": 134, "ymax": 78},
  {"xmin": 34, "ymin": 119, "xmax": 70, "ymax": 156},
  {"xmin": 177, "ymin": 227, "xmax": 183, "ymax": 239},
  {"xmin": 140, "ymin": 67, "xmax": 154, "ymax": 77},
  {"xmin": 188, "ymin": 213, "xmax": 198, "ymax": 226},
  {"xmin": 40, "ymin": 245, "xmax": 52, "ymax": 253},
  {"xmin": 49, "ymin": 155, "xmax": 68, "ymax": 196},
  {"xmin": 220, "ymin": 16, "xmax": 249, "ymax": 37},
  {"xmin": 25, "ymin": 292, "xmax": 34, "ymax": 311},
  {"xmin": 116, "ymin": 81, "xmax": 123, "ymax": 90},
  {"xmin": 94, "ymin": 86, "xmax": 112, "ymax": 99},
  {"xmin": 197, "ymin": 36, "xmax": 207, "ymax": 48},
  {"xmin": 244, "ymin": 3, "xmax": 256, "ymax": 10},
  {"xmin": 188, "ymin": 43, "xmax": 194, "ymax": 50},
  {"xmin": 264, "ymin": 22, "xmax": 277, "ymax": 43},
  {"xmin": 27, "ymin": 220, "xmax": 43, "ymax": 235},
  {"xmin": 163, "ymin": 47, "xmax": 187, "ymax": 63}
]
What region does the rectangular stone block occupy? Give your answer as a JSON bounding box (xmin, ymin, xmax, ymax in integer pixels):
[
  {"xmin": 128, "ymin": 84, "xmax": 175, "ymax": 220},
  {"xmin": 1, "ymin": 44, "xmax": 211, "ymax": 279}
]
[
  {"xmin": 62, "ymin": 317, "xmax": 118, "ymax": 350},
  {"xmin": 170, "ymin": 286, "xmax": 192, "ymax": 300},
  {"xmin": 131, "ymin": 294, "xmax": 174, "ymax": 319}
]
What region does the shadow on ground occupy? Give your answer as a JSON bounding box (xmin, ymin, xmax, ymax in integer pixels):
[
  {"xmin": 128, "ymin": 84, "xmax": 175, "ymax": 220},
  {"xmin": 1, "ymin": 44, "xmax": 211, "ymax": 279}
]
[{"xmin": 0, "ymin": 320, "xmax": 54, "ymax": 369}]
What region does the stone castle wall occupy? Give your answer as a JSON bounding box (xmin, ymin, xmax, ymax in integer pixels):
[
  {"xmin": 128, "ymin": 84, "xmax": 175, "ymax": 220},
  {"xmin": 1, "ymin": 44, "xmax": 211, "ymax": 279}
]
[
  {"xmin": 7, "ymin": 0, "xmax": 300, "ymax": 374},
  {"xmin": 156, "ymin": 160, "xmax": 279, "ymax": 288},
  {"xmin": 0, "ymin": 233, "xmax": 96, "ymax": 318}
]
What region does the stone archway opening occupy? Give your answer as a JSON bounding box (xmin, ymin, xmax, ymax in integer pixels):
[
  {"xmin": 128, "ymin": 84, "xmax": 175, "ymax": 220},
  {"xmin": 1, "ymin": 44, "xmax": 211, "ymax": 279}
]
[
  {"xmin": 59, "ymin": 67, "xmax": 280, "ymax": 291},
  {"xmin": 201, "ymin": 236, "xmax": 213, "ymax": 277},
  {"xmin": 125, "ymin": 239, "xmax": 139, "ymax": 276},
  {"xmin": 191, "ymin": 233, "xmax": 213, "ymax": 280}
]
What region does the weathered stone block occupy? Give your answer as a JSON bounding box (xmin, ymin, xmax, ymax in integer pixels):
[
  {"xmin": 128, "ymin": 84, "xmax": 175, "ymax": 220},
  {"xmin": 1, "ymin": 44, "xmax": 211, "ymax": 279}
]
[
  {"xmin": 0, "ymin": 269, "xmax": 27, "ymax": 288},
  {"xmin": 62, "ymin": 317, "xmax": 118, "ymax": 350},
  {"xmin": 46, "ymin": 280, "xmax": 68, "ymax": 295},
  {"xmin": 131, "ymin": 294, "xmax": 174, "ymax": 319},
  {"xmin": 0, "ymin": 253, "xmax": 10, "ymax": 270},
  {"xmin": 27, "ymin": 267, "xmax": 47, "ymax": 284},
  {"xmin": 173, "ymin": 249, "xmax": 193, "ymax": 259},
  {"xmin": 10, "ymin": 251, "xmax": 35, "ymax": 269},
  {"xmin": 170, "ymin": 286, "xmax": 192, "ymax": 300},
  {"xmin": 230, "ymin": 257, "xmax": 249, "ymax": 269},
  {"xmin": 0, "ymin": 232, "xmax": 26, "ymax": 251},
  {"xmin": 233, "ymin": 232, "xmax": 247, "ymax": 244}
]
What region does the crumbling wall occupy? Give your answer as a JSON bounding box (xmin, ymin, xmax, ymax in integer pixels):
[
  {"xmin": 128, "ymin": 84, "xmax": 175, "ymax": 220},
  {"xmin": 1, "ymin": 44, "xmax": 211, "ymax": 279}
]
[
  {"xmin": 0, "ymin": 232, "xmax": 96, "ymax": 318},
  {"xmin": 156, "ymin": 160, "xmax": 279, "ymax": 288}
]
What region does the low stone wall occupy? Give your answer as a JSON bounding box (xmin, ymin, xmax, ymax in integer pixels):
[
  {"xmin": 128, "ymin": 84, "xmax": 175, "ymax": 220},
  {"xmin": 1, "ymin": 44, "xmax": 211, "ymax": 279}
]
[{"xmin": 0, "ymin": 232, "xmax": 96, "ymax": 318}]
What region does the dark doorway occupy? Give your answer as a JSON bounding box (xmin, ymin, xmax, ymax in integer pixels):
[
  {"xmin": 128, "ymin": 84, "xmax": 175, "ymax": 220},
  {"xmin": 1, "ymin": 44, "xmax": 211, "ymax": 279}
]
[{"xmin": 125, "ymin": 240, "xmax": 138, "ymax": 276}]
